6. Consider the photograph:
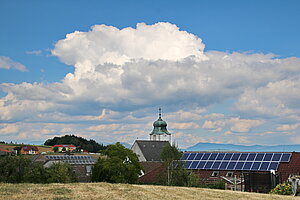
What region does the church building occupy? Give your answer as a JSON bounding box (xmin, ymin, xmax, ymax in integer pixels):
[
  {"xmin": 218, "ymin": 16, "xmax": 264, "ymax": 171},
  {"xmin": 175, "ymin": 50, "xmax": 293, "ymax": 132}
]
[{"xmin": 131, "ymin": 108, "xmax": 171, "ymax": 162}]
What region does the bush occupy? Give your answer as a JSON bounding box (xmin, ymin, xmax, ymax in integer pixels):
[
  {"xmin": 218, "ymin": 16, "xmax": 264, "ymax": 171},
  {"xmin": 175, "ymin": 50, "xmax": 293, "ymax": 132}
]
[
  {"xmin": 46, "ymin": 162, "xmax": 77, "ymax": 183},
  {"xmin": 269, "ymin": 182, "xmax": 292, "ymax": 195},
  {"xmin": 0, "ymin": 156, "xmax": 77, "ymax": 183}
]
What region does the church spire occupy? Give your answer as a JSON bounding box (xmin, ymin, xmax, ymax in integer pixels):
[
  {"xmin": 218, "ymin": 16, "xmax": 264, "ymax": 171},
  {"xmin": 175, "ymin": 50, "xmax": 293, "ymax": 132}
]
[
  {"xmin": 150, "ymin": 108, "xmax": 171, "ymax": 141},
  {"xmin": 159, "ymin": 107, "xmax": 162, "ymax": 118}
]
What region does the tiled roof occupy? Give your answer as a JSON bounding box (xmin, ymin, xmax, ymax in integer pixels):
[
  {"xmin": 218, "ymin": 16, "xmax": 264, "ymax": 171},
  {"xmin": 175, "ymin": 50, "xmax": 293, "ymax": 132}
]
[
  {"xmin": 0, "ymin": 148, "xmax": 12, "ymax": 153},
  {"xmin": 22, "ymin": 146, "xmax": 39, "ymax": 151},
  {"xmin": 53, "ymin": 144, "xmax": 76, "ymax": 148},
  {"xmin": 135, "ymin": 140, "xmax": 170, "ymax": 161}
]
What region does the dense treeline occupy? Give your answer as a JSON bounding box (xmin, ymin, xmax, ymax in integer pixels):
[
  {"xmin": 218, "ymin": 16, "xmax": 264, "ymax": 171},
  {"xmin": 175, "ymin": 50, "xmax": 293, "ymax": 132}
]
[
  {"xmin": 0, "ymin": 156, "xmax": 76, "ymax": 183},
  {"xmin": 44, "ymin": 135, "xmax": 106, "ymax": 153}
]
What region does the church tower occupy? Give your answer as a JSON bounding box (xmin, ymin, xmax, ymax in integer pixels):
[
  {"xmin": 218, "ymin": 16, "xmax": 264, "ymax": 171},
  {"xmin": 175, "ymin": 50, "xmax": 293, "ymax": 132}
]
[{"xmin": 150, "ymin": 108, "xmax": 171, "ymax": 142}]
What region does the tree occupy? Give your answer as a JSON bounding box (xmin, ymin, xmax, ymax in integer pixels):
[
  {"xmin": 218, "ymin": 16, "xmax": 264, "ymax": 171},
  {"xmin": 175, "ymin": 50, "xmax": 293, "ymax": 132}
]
[
  {"xmin": 160, "ymin": 143, "xmax": 199, "ymax": 186},
  {"xmin": 24, "ymin": 162, "xmax": 48, "ymax": 183},
  {"xmin": 46, "ymin": 162, "xmax": 77, "ymax": 183},
  {"xmin": 92, "ymin": 142, "xmax": 143, "ymax": 184},
  {"xmin": 0, "ymin": 156, "xmax": 31, "ymax": 183},
  {"xmin": 161, "ymin": 143, "xmax": 182, "ymax": 185},
  {"xmin": 0, "ymin": 156, "xmax": 77, "ymax": 183},
  {"xmin": 53, "ymin": 146, "xmax": 59, "ymax": 152}
]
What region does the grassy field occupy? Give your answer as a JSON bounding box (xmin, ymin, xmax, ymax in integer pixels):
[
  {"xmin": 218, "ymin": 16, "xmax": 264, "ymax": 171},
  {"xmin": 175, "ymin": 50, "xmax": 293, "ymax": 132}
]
[
  {"xmin": 0, "ymin": 182, "xmax": 299, "ymax": 200},
  {"xmin": 0, "ymin": 144, "xmax": 52, "ymax": 152}
]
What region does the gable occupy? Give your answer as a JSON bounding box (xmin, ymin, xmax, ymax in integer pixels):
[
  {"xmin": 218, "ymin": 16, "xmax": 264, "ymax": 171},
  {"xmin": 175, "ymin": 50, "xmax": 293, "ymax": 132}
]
[{"xmin": 134, "ymin": 140, "xmax": 170, "ymax": 161}]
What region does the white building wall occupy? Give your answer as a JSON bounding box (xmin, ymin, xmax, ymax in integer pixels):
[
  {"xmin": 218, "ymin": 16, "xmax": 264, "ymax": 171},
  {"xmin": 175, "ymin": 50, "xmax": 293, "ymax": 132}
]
[{"xmin": 131, "ymin": 142, "xmax": 146, "ymax": 162}]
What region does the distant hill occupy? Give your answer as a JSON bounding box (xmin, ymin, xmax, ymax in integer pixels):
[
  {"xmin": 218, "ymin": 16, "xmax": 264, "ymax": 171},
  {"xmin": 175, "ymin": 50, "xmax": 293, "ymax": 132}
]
[
  {"xmin": 44, "ymin": 135, "xmax": 106, "ymax": 153},
  {"xmin": 184, "ymin": 142, "xmax": 300, "ymax": 152}
]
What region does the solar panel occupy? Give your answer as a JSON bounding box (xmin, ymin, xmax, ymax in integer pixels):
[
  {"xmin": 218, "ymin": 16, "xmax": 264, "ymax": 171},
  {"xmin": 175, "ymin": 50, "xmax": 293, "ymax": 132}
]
[
  {"xmin": 190, "ymin": 161, "xmax": 199, "ymax": 169},
  {"xmin": 223, "ymin": 153, "xmax": 233, "ymax": 160},
  {"xmin": 204, "ymin": 161, "xmax": 213, "ymax": 169},
  {"xmin": 251, "ymin": 162, "xmax": 261, "ymax": 170},
  {"xmin": 272, "ymin": 153, "xmax": 281, "ymax": 161},
  {"xmin": 268, "ymin": 162, "xmax": 279, "ymax": 170},
  {"xmin": 227, "ymin": 162, "xmax": 237, "ymax": 170},
  {"xmin": 187, "ymin": 153, "xmax": 196, "ymax": 160},
  {"xmin": 255, "ymin": 154, "xmax": 264, "ymax": 161},
  {"xmin": 202, "ymin": 153, "xmax": 210, "ymax": 160},
  {"xmin": 208, "ymin": 153, "xmax": 218, "ymax": 160},
  {"xmin": 181, "ymin": 153, "xmax": 189, "ymax": 160},
  {"xmin": 263, "ymin": 153, "xmax": 273, "ymax": 161},
  {"xmin": 235, "ymin": 162, "xmax": 244, "ymax": 170},
  {"xmin": 181, "ymin": 152, "xmax": 292, "ymax": 171},
  {"xmin": 231, "ymin": 153, "xmax": 241, "ymax": 161},
  {"xmin": 281, "ymin": 154, "xmax": 291, "ymax": 162},
  {"xmin": 197, "ymin": 161, "xmax": 206, "ymax": 169},
  {"xmin": 195, "ymin": 153, "xmax": 204, "ymax": 160},
  {"xmin": 239, "ymin": 153, "xmax": 248, "ymax": 161},
  {"xmin": 247, "ymin": 153, "xmax": 256, "ymax": 161},
  {"xmin": 211, "ymin": 161, "xmax": 221, "ymax": 170},
  {"xmin": 185, "ymin": 161, "xmax": 192, "ymax": 168},
  {"xmin": 216, "ymin": 153, "xmax": 225, "ymax": 160},
  {"xmin": 219, "ymin": 161, "xmax": 229, "ymax": 170},
  {"xmin": 243, "ymin": 162, "xmax": 252, "ymax": 170},
  {"xmin": 259, "ymin": 162, "xmax": 269, "ymax": 170}
]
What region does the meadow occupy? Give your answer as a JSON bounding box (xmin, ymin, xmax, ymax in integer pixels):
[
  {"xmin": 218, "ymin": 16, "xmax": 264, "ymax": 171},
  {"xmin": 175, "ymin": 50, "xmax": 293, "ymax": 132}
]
[{"xmin": 0, "ymin": 182, "xmax": 299, "ymax": 200}]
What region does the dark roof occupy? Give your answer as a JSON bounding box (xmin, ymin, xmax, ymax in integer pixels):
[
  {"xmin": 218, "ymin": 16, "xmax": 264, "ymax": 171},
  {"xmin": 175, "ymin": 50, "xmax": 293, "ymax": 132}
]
[
  {"xmin": 135, "ymin": 140, "xmax": 170, "ymax": 161},
  {"xmin": 44, "ymin": 155, "xmax": 96, "ymax": 165}
]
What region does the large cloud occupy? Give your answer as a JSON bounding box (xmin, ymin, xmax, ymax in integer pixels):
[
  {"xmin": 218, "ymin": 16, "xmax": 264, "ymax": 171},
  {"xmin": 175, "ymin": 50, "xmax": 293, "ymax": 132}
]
[
  {"xmin": 52, "ymin": 22, "xmax": 207, "ymax": 66},
  {"xmin": 1, "ymin": 22, "xmax": 300, "ymax": 146}
]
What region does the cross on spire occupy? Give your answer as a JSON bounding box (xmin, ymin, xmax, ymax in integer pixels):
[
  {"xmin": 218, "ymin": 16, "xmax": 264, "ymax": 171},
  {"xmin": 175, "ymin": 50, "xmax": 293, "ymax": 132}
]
[{"xmin": 159, "ymin": 107, "xmax": 162, "ymax": 118}]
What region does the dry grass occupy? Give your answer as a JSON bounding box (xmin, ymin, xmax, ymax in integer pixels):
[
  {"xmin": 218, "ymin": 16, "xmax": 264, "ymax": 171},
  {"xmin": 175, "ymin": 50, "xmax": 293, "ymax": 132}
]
[
  {"xmin": 0, "ymin": 144, "xmax": 52, "ymax": 152},
  {"xmin": 0, "ymin": 182, "xmax": 299, "ymax": 200}
]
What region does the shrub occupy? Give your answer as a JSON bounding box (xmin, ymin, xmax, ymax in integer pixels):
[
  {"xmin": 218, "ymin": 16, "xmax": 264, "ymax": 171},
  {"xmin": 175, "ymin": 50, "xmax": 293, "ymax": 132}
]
[{"xmin": 269, "ymin": 182, "xmax": 292, "ymax": 195}]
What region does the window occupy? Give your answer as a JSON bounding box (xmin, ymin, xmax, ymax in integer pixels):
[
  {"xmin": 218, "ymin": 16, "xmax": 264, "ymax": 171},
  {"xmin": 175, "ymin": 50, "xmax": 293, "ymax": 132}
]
[
  {"xmin": 211, "ymin": 171, "xmax": 219, "ymax": 177},
  {"xmin": 226, "ymin": 171, "xmax": 233, "ymax": 177},
  {"xmin": 86, "ymin": 165, "xmax": 92, "ymax": 173}
]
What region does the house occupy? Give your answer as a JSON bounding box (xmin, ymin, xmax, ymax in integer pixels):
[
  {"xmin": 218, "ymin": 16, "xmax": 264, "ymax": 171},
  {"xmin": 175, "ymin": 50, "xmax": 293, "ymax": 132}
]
[
  {"xmin": 52, "ymin": 144, "xmax": 76, "ymax": 152},
  {"xmin": 32, "ymin": 154, "xmax": 97, "ymax": 182},
  {"xmin": 14, "ymin": 146, "xmax": 39, "ymax": 155},
  {"xmin": 181, "ymin": 151, "xmax": 300, "ymax": 193},
  {"xmin": 0, "ymin": 148, "xmax": 13, "ymax": 156}
]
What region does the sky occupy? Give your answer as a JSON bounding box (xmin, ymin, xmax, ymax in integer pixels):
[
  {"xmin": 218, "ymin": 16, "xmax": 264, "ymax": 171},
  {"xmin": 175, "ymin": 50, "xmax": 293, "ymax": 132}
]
[{"xmin": 0, "ymin": 0, "xmax": 300, "ymax": 148}]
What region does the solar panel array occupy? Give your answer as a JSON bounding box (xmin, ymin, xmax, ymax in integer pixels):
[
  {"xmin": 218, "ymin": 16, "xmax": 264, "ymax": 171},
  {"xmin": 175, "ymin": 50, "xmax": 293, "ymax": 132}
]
[
  {"xmin": 181, "ymin": 152, "xmax": 291, "ymax": 171},
  {"xmin": 45, "ymin": 155, "xmax": 96, "ymax": 165}
]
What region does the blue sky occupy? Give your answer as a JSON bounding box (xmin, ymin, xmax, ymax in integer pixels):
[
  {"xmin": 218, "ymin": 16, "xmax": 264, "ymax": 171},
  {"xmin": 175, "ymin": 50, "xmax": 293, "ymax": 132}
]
[{"xmin": 0, "ymin": 0, "xmax": 300, "ymax": 147}]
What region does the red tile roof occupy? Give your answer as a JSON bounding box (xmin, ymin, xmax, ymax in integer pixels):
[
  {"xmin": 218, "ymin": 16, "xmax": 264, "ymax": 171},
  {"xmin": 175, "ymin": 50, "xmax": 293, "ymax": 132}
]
[
  {"xmin": 0, "ymin": 148, "xmax": 12, "ymax": 153},
  {"xmin": 53, "ymin": 144, "xmax": 76, "ymax": 148},
  {"xmin": 22, "ymin": 146, "xmax": 39, "ymax": 151}
]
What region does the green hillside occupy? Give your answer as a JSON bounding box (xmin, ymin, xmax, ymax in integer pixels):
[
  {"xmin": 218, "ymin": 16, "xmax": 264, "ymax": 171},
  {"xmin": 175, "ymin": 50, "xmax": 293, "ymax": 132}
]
[{"xmin": 0, "ymin": 182, "xmax": 299, "ymax": 200}]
